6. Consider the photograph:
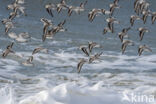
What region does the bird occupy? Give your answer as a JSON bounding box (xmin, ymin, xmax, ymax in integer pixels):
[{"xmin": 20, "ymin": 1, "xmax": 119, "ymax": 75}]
[
  {"xmin": 88, "ymin": 42, "xmax": 98, "ymax": 53},
  {"xmin": 106, "ymin": 17, "xmax": 119, "ymax": 25},
  {"xmin": 109, "ymin": 2, "xmax": 120, "ymax": 16},
  {"xmin": 88, "ymin": 10, "xmax": 96, "ymax": 22},
  {"xmin": 134, "ymin": 0, "xmax": 140, "ymax": 14},
  {"xmin": 40, "ymin": 18, "xmax": 53, "ymax": 34},
  {"xmin": 7, "ymin": 42, "xmax": 14, "ymax": 49},
  {"xmin": 122, "ymin": 27, "xmax": 131, "ymax": 34},
  {"xmin": 118, "ymin": 32, "xmax": 129, "ymax": 42},
  {"xmin": 138, "ymin": 45, "xmax": 152, "ymax": 56},
  {"xmin": 58, "ymin": 19, "xmax": 66, "ymax": 27},
  {"xmin": 22, "ymin": 56, "xmax": 34, "ymax": 66},
  {"xmin": 138, "ymin": 27, "xmax": 149, "ymax": 41},
  {"xmin": 2, "ymin": 42, "xmax": 14, "ymax": 58},
  {"xmin": 77, "ymin": 58, "xmax": 87, "ymax": 73},
  {"xmin": 79, "ymin": 0, "xmax": 88, "ymax": 10},
  {"xmin": 2, "ymin": 18, "xmax": 12, "ymax": 25},
  {"xmin": 42, "ymin": 30, "xmax": 54, "ymax": 42},
  {"xmin": 118, "ymin": 27, "xmax": 131, "ymax": 42},
  {"xmin": 88, "ymin": 9, "xmax": 104, "ymax": 22},
  {"xmin": 134, "ymin": 0, "xmax": 149, "ymax": 15},
  {"xmin": 79, "ymin": 45, "xmax": 89, "ymax": 56},
  {"xmin": 51, "ymin": 20, "xmax": 67, "ymax": 34},
  {"xmin": 56, "ymin": 0, "xmax": 68, "ymax": 13},
  {"xmin": 42, "ymin": 26, "xmax": 66, "ymax": 42},
  {"xmin": 9, "ymin": 11, "xmax": 17, "ymax": 20},
  {"xmin": 89, "ymin": 52, "xmax": 102, "ymax": 63},
  {"xmin": 106, "ymin": 17, "xmax": 119, "ymax": 33},
  {"xmin": 121, "ymin": 40, "xmax": 134, "ymax": 54},
  {"xmin": 7, "ymin": 2, "xmax": 26, "ymax": 16},
  {"xmin": 67, "ymin": 1, "xmax": 87, "ymax": 16},
  {"xmin": 142, "ymin": 10, "xmax": 151, "ymax": 24},
  {"xmin": 101, "ymin": 9, "xmax": 111, "ymax": 15},
  {"xmin": 32, "ymin": 47, "xmax": 48, "ymax": 55},
  {"xmin": 113, "ymin": 0, "xmax": 119, "ymax": 5},
  {"xmin": 45, "ymin": 3, "xmax": 56, "ymax": 17},
  {"xmin": 5, "ymin": 21, "xmax": 14, "ymax": 34},
  {"xmin": 15, "ymin": 0, "xmax": 25, "ymax": 4},
  {"xmin": 130, "ymin": 15, "xmax": 141, "ymax": 26},
  {"xmin": 151, "ymin": 12, "xmax": 156, "ymax": 24},
  {"xmin": 7, "ymin": 3, "xmax": 17, "ymax": 10},
  {"xmin": 8, "ymin": 32, "xmax": 30, "ymax": 42},
  {"xmin": 41, "ymin": 19, "xmax": 66, "ymax": 42},
  {"xmin": 103, "ymin": 27, "xmax": 111, "ymax": 34},
  {"xmin": 140, "ymin": 1, "xmax": 149, "ymax": 13}
]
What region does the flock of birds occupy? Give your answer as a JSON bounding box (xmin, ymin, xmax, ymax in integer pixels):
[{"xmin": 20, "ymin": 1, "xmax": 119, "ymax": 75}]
[{"xmin": 1, "ymin": 0, "xmax": 156, "ymax": 73}]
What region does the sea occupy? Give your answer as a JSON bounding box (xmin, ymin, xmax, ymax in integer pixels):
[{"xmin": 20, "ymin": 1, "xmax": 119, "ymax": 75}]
[{"xmin": 0, "ymin": 0, "xmax": 156, "ymax": 104}]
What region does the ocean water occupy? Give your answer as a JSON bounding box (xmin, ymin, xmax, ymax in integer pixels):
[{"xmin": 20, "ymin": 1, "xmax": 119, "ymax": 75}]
[{"xmin": 0, "ymin": 0, "xmax": 156, "ymax": 104}]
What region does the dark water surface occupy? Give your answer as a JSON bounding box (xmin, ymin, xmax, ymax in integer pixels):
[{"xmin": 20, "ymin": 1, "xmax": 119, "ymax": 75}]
[{"xmin": 0, "ymin": 0, "xmax": 156, "ymax": 104}]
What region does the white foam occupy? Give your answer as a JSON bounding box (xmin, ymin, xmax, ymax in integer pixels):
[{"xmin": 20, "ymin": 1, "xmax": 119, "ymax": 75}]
[
  {"xmin": 19, "ymin": 81, "xmax": 156, "ymax": 104},
  {"xmin": 19, "ymin": 82, "xmax": 124, "ymax": 104},
  {"xmin": 0, "ymin": 85, "xmax": 15, "ymax": 104}
]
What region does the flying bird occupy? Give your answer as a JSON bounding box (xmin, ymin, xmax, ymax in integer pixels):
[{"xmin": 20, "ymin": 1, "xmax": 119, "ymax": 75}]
[{"xmin": 138, "ymin": 45, "xmax": 152, "ymax": 56}]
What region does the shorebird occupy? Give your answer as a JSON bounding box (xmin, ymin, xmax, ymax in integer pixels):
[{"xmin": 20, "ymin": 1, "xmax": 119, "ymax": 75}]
[
  {"xmin": 77, "ymin": 58, "xmax": 87, "ymax": 73},
  {"xmin": 122, "ymin": 27, "xmax": 131, "ymax": 34},
  {"xmin": 151, "ymin": 12, "xmax": 156, "ymax": 24},
  {"xmin": 2, "ymin": 18, "xmax": 12, "ymax": 25},
  {"xmin": 142, "ymin": 10, "xmax": 151, "ymax": 24},
  {"xmin": 134, "ymin": 0, "xmax": 148, "ymax": 15},
  {"xmin": 2, "ymin": 42, "xmax": 14, "ymax": 58},
  {"xmin": 9, "ymin": 11, "xmax": 17, "ymax": 20},
  {"xmin": 118, "ymin": 27, "xmax": 131, "ymax": 42},
  {"xmin": 130, "ymin": 15, "xmax": 141, "ymax": 26},
  {"xmin": 67, "ymin": 1, "xmax": 87, "ymax": 16},
  {"xmin": 121, "ymin": 40, "xmax": 134, "ymax": 54},
  {"xmin": 109, "ymin": 2, "xmax": 120, "ymax": 16},
  {"xmin": 108, "ymin": 22, "xmax": 114, "ymax": 33},
  {"xmin": 106, "ymin": 17, "xmax": 119, "ymax": 25},
  {"xmin": 7, "ymin": 2, "xmax": 17, "ymax": 10},
  {"xmin": 40, "ymin": 18, "xmax": 53, "ymax": 34},
  {"xmin": 8, "ymin": 32, "xmax": 30, "ymax": 42},
  {"xmin": 88, "ymin": 9, "xmax": 104, "ymax": 22},
  {"xmin": 58, "ymin": 19, "xmax": 66, "ymax": 27},
  {"xmin": 22, "ymin": 56, "xmax": 34, "ymax": 66},
  {"xmin": 134, "ymin": 0, "xmax": 140, "ymax": 14},
  {"xmin": 51, "ymin": 25, "xmax": 66, "ymax": 35},
  {"xmin": 106, "ymin": 17, "xmax": 119, "ymax": 33},
  {"xmin": 8, "ymin": 42, "xmax": 14, "ymax": 49},
  {"xmin": 89, "ymin": 52, "xmax": 102, "ymax": 63},
  {"xmin": 138, "ymin": 45, "xmax": 152, "ymax": 56},
  {"xmin": 15, "ymin": 0, "xmax": 25, "ymax": 4},
  {"xmin": 118, "ymin": 32, "xmax": 129, "ymax": 42},
  {"xmin": 7, "ymin": 0, "xmax": 25, "ymax": 10},
  {"xmin": 88, "ymin": 42, "xmax": 98, "ymax": 53},
  {"xmin": 101, "ymin": 9, "xmax": 111, "ymax": 15},
  {"xmin": 140, "ymin": 1, "xmax": 149, "ymax": 13},
  {"xmin": 56, "ymin": 0, "xmax": 68, "ymax": 13},
  {"xmin": 114, "ymin": 0, "xmax": 119, "ymax": 5},
  {"xmin": 52, "ymin": 20, "xmax": 66, "ymax": 34},
  {"xmin": 88, "ymin": 10, "xmax": 96, "ymax": 22},
  {"xmin": 32, "ymin": 47, "xmax": 48, "ymax": 55},
  {"xmin": 42, "ymin": 30, "xmax": 54, "ymax": 42},
  {"xmin": 45, "ymin": 3, "xmax": 56, "ymax": 17},
  {"xmin": 88, "ymin": 9, "xmax": 98, "ymax": 22},
  {"xmin": 138, "ymin": 27, "xmax": 149, "ymax": 41},
  {"xmin": 42, "ymin": 20, "xmax": 66, "ymax": 42},
  {"xmin": 7, "ymin": 2, "xmax": 26, "ymax": 16},
  {"xmin": 79, "ymin": 45, "xmax": 89, "ymax": 56},
  {"xmin": 5, "ymin": 21, "xmax": 14, "ymax": 34},
  {"xmin": 103, "ymin": 27, "xmax": 111, "ymax": 34}
]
